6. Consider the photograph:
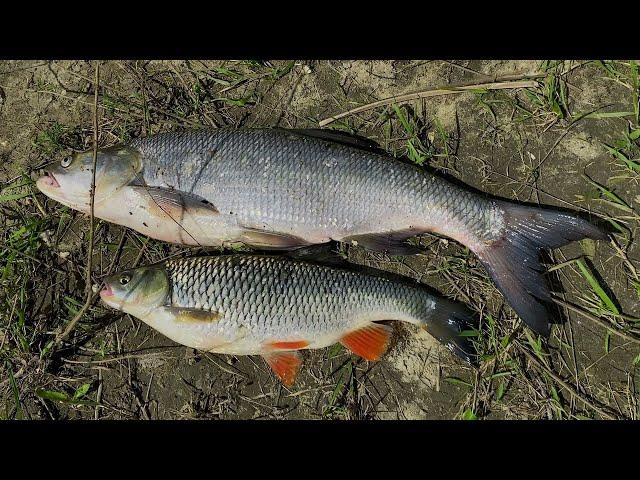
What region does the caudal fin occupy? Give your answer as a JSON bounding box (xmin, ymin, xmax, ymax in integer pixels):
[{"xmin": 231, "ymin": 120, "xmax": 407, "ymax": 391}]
[
  {"xmin": 475, "ymin": 202, "xmax": 607, "ymax": 336},
  {"xmin": 423, "ymin": 299, "xmax": 478, "ymax": 365}
]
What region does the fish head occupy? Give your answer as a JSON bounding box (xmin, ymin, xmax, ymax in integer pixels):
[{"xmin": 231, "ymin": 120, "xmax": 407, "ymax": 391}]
[
  {"xmin": 36, "ymin": 146, "xmax": 142, "ymax": 213},
  {"xmin": 100, "ymin": 264, "xmax": 169, "ymax": 317}
]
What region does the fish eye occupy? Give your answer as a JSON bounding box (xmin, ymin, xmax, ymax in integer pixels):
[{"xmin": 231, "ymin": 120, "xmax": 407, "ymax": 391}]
[
  {"xmin": 60, "ymin": 156, "xmax": 73, "ymax": 168},
  {"xmin": 119, "ymin": 274, "xmax": 131, "ymax": 286}
]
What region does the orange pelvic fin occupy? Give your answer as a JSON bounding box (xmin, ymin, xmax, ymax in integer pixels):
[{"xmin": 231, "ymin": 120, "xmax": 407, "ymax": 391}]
[
  {"xmin": 263, "ymin": 351, "xmax": 303, "ymax": 387},
  {"xmin": 340, "ymin": 323, "xmax": 393, "ymax": 361},
  {"xmin": 267, "ymin": 340, "xmax": 310, "ymax": 350}
]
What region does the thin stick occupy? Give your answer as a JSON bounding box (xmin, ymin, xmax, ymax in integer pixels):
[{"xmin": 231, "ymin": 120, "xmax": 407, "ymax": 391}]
[
  {"xmin": 94, "ymin": 368, "xmax": 103, "ymax": 420},
  {"xmin": 318, "ymin": 76, "xmax": 543, "ymax": 127},
  {"xmin": 55, "ymin": 63, "xmax": 100, "ymax": 345},
  {"xmin": 441, "ymin": 61, "xmax": 493, "ymax": 80},
  {"xmin": 62, "ymin": 350, "xmax": 177, "ymax": 365}
]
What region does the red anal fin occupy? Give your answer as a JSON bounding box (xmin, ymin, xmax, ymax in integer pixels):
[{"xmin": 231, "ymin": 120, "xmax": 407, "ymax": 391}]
[
  {"xmin": 268, "ymin": 340, "xmax": 309, "ymax": 350},
  {"xmin": 263, "ymin": 351, "xmax": 302, "ymax": 387},
  {"xmin": 340, "ymin": 323, "xmax": 393, "ymax": 361}
]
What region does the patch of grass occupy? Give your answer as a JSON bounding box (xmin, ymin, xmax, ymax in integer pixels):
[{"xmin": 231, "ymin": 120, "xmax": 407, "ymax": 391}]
[
  {"xmin": 0, "ymin": 180, "xmax": 54, "ymax": 418},
  {"xmin": 322, "ymin": 359, "xmax": 353, "ymax": 419},
  {"xmin": 519, "ymin": 60, "xmax": 570, "ymax": 121},
  {"xmin": 35, "ymin": 382, "xmax": 95, "ymax": 406},
  {"xmin": 34, "ymin": 122, "xmax": 69, "ymax": 156},
  {"xmin": 389, "ymin": 104, "xmax": 435, "ymax": 165},
  {"xmin": 384, "ymin": 103, "xmax": 459, "ymax": 168}
]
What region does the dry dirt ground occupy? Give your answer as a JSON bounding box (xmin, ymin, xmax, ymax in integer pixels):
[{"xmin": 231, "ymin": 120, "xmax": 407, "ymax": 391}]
[{"xmin": 1, "ymin": 60, "xmax": 639, "ymax": 420}]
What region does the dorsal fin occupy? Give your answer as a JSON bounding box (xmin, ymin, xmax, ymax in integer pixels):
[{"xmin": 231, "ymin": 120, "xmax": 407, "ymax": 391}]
[{"xmin": 284, "ymin": 128, "xmax": 382, "ymax": 152}]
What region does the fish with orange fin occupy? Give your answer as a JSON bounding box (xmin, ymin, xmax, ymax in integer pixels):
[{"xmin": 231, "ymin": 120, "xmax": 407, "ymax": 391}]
[
  {"xmin": 99, "ymin": 254, "xmax": 477, "ymax": 386},
  {"xmin": 37, "ymin": 128, "xmax": 606, "ymax": 336}
]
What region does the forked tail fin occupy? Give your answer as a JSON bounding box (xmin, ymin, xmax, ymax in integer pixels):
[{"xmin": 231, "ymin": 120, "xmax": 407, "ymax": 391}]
[{"xmin": 475, "ymin": 202, "xmax": 607, "ymax": 336}]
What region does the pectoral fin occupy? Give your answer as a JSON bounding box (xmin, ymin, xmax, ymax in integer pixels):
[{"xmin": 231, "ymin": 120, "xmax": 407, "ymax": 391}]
[
  {"xmin": 267, "ymin": 340, "xmax": 310, "ymax": 350},
  {"xmin": 167, "ymin": 307, "xmax": 222, "ymax": 324},
  {"xmin": 131, "ymin": 186, "xmax": 219, "ymax": 218}
]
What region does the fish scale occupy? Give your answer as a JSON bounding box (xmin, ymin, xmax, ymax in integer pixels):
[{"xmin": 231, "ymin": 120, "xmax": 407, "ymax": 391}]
[
  {"xmin": 131, "ymin": 129, "xmax": 492, "ymax": 242},
  {"xmin": 166, "ymin": 255, "xmax": 433, "ymax": 341}
]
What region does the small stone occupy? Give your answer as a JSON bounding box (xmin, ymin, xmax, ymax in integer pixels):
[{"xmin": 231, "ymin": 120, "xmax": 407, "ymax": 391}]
[
  {"xmin": 39, "ymin": 230, "xmax": 53, "ymax": 246},
  {"xmin": 302, "ymin": 65, "xmax": 312, "ymax": 74},
  {"xmin": 91, "ymin": 283, "xmax": 100, "ymax": 293},
  {"xmin": 58, "ymin": 251, "xmax": 70, "ymax": 259}
]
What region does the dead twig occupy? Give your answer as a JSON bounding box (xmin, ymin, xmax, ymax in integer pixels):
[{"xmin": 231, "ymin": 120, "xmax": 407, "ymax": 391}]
[
  {"xmin": 55, "ymin": 63, "xmax": 100, "ymax": 345},
  {"xmin": 318, "ymin": 75, "xmax": 544, "ymax": 127},
  {"xmin": 94, "ymin": 368, "xmax": 103, "ymax": 420}
]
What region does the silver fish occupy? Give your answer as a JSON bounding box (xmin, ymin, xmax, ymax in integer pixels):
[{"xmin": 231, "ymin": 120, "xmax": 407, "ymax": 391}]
[
  {"xmin": 99, "ymin": 255, "xmax": 476, "ymax": 386},
  {"xmin": 37, "ymin": 128, "xmax": 606, "ymax": 335}
]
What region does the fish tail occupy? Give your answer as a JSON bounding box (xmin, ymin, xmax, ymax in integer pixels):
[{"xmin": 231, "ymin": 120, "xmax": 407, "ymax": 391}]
[
  {"xmin": 474, "ymin": 201, "xmax": 607, "ymax": 336},
  {"xmin": 419, "ymin": 297, "xmax": 478, "ymax": 365}
]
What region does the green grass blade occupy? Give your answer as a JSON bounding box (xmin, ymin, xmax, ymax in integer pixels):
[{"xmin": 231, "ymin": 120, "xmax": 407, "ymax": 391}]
[
  {"xmin": 0, "ymin": 191, "xmax": 31, "ymax": 203},
  {"xmin": 461, "ymin": 409, "xmax": 477, "ymax": 420},
  {"xmin": 444, "ymin": 377, "xmax": 472, "ymax": 388},
  {"xmin": 584, "ymin": 111, "xmax": 636, "ymax": 119},
  {"xmin": 584, "ymin": 176, "xmax": 633, "ymax": 213},
  {"xmin": 575, "ymin": 258, "xmax": 620, "ymax": 315}
]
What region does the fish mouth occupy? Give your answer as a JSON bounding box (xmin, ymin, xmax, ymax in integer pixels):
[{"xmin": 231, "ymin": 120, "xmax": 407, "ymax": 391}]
[
  {"xmin": 99, "ymin": 284, "xmax": 114, "ymax": 298},
  {"xmin": 37, "ymin": 171, "xmax": 60, "ymax": 189}
]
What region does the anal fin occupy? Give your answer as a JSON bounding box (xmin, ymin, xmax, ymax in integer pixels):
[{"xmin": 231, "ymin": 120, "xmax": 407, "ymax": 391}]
[
  {"xmin": 340, "ymin": 323, "xmax": 393, "ymax": 361},
  {"xmin": 263, "ymin": 351, "xmax": 303, "ymax": 387}
]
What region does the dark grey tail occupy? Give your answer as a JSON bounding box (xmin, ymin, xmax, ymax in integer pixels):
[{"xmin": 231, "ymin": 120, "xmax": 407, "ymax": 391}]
[
  {"xmin": 475, "ymin": 202, "xmax": 607, "ymax": 337},
  {"xmin": 423, "ymin": 298, "xmax": 478, "ymax": 365}
]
